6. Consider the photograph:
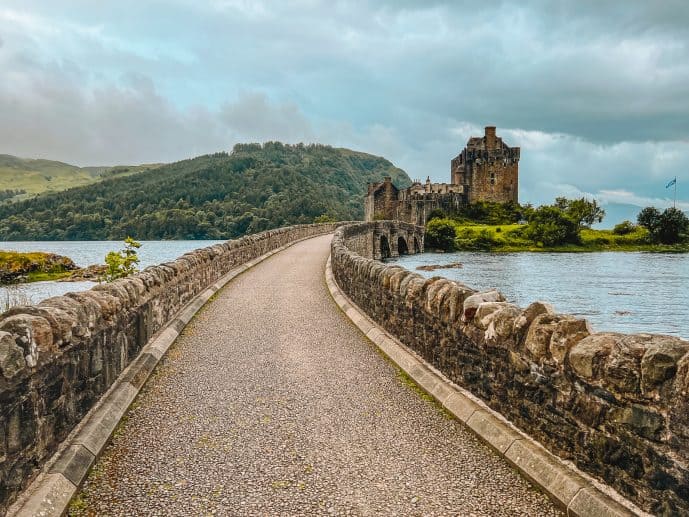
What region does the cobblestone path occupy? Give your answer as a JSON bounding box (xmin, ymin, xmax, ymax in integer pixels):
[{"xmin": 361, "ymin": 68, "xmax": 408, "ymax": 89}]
[{"xmin": 71, "ymin": 234, "xmax": 560, "ymax": 516}]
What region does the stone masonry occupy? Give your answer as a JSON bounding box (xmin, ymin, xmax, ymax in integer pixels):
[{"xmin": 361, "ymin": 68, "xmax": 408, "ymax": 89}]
[
  {"xmin": 331, "ymin": 221, "xmax": 689, "ymax": 516},
  {"xmin": 0, "ymin": 223, "xmax": 342, "ymax": 514},
  {"xmin": 451, "ymin": 126, "xmax": 519, "ymax": 204},
  {"xmin": 365, "ymin": 126, "xmax": 519, "ymax": 224}
]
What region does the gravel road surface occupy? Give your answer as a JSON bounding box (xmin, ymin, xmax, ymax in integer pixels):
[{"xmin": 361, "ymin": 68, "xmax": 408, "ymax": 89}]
[{"xmin": 71, "ymin": 234, "xmax": 560, "ymax": 516}]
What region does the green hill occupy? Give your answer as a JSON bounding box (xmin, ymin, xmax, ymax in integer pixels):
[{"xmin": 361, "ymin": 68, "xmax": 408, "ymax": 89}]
[
  {"xmin": 0, "ymin": 154, "xmax": 162, "ymax": 202},
  {"xmin": 0, "ymin": 143, "xmax": 411, "ymax": 240}
]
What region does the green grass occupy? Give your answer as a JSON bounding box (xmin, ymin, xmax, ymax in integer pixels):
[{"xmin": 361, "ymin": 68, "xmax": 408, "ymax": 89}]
[
  {"xmin": 448, "ymin": 222, "xmax": 689, "ymax": 252},
  {"xmin": 0, "ymin": 154, "xmax": 163, "ymax": 201},
  {"xmin": 26, "ymin": 270, "xmax": 73, "ymax": 282}
]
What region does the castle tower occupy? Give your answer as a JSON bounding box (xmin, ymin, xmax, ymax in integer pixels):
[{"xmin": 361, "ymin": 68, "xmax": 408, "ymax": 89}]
[{"xmin": 450, "ymin": 126, "xmax": 519, "ymax": 204}]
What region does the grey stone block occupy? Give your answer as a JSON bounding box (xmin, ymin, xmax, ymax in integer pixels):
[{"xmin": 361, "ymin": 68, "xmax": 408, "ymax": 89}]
[
  {"xmin": 147, "ymin": 327, "xmax": 179, "ymax": 360},
  {"xmin": 466, "ymin": 411, "xmax": 521, "ymax": 454},
  {"xmin": 355, "ymin": 317, "xmax": 374, "ymax": 335},
  {"xmin": 567, "ymin": 488, "xmax": 635, "ymax": 517},
  {"xmin": 414, "ymin": 371, "xmax": 439, "ymax": 395},
  {"xmin": 12, "ymin": 473, "xmax": 76, "ymax": 517},
  {"xmin": 49, "ymin": 444, "xmax": 95, "ymax": 487},
  {"xmin": 120, "ymin": 352, "xmax": 158, "ymax": 389},
  {"xmin": 430, "ymin": 379, "xmax": 454, "ymax": 404},
  {"xmin": 505, "ymin": 439, "xmax": 587, "ymax": 509},
  {"xmin": 365, "ymin": 327, "xmax": 382, "ymax": 343},
  {"xmin": 76, "ymin": 416, "xmax": 115, "ymax": 457},
  {"xmin": 443, "ymin": 393, "xmax": 480, "ymax": 422}
]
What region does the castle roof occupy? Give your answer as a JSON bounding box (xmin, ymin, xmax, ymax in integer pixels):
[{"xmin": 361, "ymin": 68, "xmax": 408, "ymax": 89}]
[{"xmin": 368, "ymin": 179, "xmax": 399, "ymax": 196}]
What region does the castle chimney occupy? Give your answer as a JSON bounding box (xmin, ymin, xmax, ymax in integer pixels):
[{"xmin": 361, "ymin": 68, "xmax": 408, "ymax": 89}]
[
  {"xmin": 485, "ymin": 126, "xmax": 496, "ymax": 150},
  {"xmin": 384, "ymin": 176, "xmax": 391, "ymax": 183}
]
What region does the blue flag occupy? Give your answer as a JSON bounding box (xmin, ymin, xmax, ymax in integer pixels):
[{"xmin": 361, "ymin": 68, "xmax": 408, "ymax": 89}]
[{"xmin": 666, "ymin": 177, "xmax": 677, "ymax": 188}]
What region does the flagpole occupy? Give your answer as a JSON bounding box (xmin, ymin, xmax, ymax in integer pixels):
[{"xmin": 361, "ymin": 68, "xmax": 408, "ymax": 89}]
[{"xmin": 675, "ymin": 178, "xmax": 677, "ymax": 209}]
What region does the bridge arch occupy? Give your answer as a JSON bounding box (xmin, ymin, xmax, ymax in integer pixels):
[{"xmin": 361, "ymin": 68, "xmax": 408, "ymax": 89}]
[
  {"xmin": 379, "ymin": 234, "xmax": 391, "ymax": 259},
  {"xmin": 397, "ymin": 235, "xmax": 409, "ymax": 255},
  {"xmin": 369, "ymin": 222, "xmax": 424, "ymax": 260}
]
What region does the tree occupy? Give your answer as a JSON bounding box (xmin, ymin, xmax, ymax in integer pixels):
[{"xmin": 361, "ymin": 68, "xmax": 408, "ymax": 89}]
[
  {"xmin": 458, "ymin": 201, "xmax": 523, "ymax": 225},
  {"xmin": 525, "ymin": 206, "xmax": 580, "ymax": 246},
  {"xmin": 314, "ymin": 214, "xmax": 336, "ymax": 223},
  {"xmin": 554, "ymin": 197, "xmax": 605, "ymax": 228},
  {"xmin": 0, "ymin": 145, "xmax": 411, "ymax": 240},
  {"xmin": 425, "ymin": 218, "xmax": 457, "ymax": 251},
  {"xmin": 636, "ymin": 206, "xmax": 689, "ymax": 244},
  {"xmin": 426, "ymin": 208, "xmax": 446, "ymax": 222},
  {"xmin": 638, "ymin": 206, "xmax": 689, "ymax": 244},
  {"xmin": 658, "ymin": 208, "xmax": 689, "ymax": 244},
  {"xmin": 104, "ymin": 237, "xmax": 141, "ymax": 282},
  {"xmin": 613, "ymin": 220, "xmax": 636, "ymax": 235},
  {"xmin": 637, "ymin": 207, "xmax": 660, "ymax": 230}
]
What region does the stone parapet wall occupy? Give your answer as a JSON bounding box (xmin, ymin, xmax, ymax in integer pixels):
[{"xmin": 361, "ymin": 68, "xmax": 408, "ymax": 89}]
[
  {"xmin": 331, "ymin": 222, "xmax": 689, "ymax": 516},
  {"xmin": 0, "ymin": 223, "xmax": 341, "ymax": 513}
]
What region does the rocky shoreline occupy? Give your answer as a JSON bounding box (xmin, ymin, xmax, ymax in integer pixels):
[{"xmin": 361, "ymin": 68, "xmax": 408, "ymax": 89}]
[
  {"xmin": 0, "ymin": 250, "xmax": 105, "ymax": 285},
  {"xmin": 0, "ymin": 251, "xmax": 78, "ymax": 284},
  {"xmin": 416, "ymin": 261, "xmax": 463, "ymax": 271},
  {"xmin": 58, "ymin": 264, "xmax": 107, "ymax": 282}
]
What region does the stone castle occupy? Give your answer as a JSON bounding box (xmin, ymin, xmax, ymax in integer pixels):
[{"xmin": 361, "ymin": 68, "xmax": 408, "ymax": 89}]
[{"xmin": 365, "ymin": 126, "xmax": 520, "ymax": 225}]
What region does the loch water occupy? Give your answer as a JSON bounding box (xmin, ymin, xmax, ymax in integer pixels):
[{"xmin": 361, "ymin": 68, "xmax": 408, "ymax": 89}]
[
  {"xmin": 390, "ymin": 251, "xmax": 689, "ymax": 339},
  {"xmin": 0, "ymin": 240, "xmax": 225, "ymax": 305},
  {"xmin": 3, "ymin": 241, "xmax": 689, "ymax": 339}
]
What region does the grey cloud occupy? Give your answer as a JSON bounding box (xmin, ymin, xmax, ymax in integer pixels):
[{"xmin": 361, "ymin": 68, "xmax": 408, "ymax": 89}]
[
  {"xmin": 0, "ymin": 0, "xmax": 687, "ymax": 211},
  {"xmin": 220, "ymin": 93, "xmax": 314, "ymax": 144},
  {"xmin": 0, "ymin": 62, "xmax": 317, "ymax": 164}
]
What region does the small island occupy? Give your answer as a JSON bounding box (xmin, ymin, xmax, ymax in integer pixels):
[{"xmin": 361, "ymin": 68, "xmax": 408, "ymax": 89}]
[
  {"xmin": 424, "ymin": 200, "xmax": 689, "ymax": 252},
  {"xmin": 0, "ymin": 250, "xmax": 79, "ymax": 284}
]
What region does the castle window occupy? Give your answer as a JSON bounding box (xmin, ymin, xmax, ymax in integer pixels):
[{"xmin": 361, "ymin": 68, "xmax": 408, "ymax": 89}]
[{"xmin": 490, "ymin": 172, "xmax": 496, "ymax": 185}]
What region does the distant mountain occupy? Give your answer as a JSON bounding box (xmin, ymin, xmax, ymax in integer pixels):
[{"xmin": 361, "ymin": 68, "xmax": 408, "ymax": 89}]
[
  {"xmin": 0, "ymin": 154, "xmax": 162, "ymax": 202},
  {"xmin": 0, "ymin": 143, "xmax": 411, "ymax": 240}
]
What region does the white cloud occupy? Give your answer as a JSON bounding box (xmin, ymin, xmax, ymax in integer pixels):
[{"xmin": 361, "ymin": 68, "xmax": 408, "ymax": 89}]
[{"xmin": 596, "ymin": 189, "xmax": 688, "ymax": 211}]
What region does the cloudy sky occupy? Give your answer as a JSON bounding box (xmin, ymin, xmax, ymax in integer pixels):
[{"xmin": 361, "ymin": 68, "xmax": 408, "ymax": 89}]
[{"xmin": 1, "ymin": 0, "xmax": 688, "ymax": 214}]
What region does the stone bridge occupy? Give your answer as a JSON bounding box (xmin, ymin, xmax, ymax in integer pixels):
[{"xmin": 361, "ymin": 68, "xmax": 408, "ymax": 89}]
[
  {"xmin": 337, "ymin": 221, "xmax": 424, "ymax": 260},
  {"xmin": 376, "ymin": 223, "xmax": 424, "ymax": 259},
  {"xmin": 0, "ymin": 221, "xmax": 683, "ymax": 516}
]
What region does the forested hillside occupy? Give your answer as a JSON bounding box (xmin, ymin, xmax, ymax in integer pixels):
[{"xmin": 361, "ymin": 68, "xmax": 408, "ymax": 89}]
[
  {"xmin": 0, "ymin": 154, "xmax": 160, "ymax": 201},
  {"xmin": 0, "ymin": 143, "xmax": 410, "ymax": 240}
]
